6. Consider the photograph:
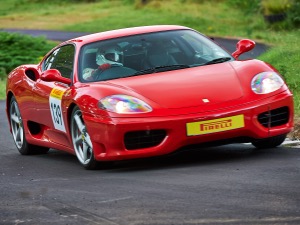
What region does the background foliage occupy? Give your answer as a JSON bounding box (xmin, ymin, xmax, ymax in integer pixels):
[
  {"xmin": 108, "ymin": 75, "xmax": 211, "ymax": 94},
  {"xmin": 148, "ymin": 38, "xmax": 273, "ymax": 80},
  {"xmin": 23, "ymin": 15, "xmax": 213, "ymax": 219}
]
[{"xmin": 0, "ymin": 32, "xmax": 56, "ymax": 80}]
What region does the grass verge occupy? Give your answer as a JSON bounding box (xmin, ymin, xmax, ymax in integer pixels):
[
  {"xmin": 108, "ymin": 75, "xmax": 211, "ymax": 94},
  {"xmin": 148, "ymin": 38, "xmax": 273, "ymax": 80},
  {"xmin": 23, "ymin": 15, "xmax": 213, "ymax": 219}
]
[{"xmin": 0, "ymin": 79, "xmax": 6, "ymax": 100}]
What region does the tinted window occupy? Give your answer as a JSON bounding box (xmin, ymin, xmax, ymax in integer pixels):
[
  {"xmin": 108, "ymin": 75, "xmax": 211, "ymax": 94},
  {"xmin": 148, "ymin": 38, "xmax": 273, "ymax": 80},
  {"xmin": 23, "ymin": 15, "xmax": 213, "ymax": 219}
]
[
  {"xmin": 78, "ymin": 30, "xmax": 233, "ymax": 82},
  {"xmin": 43, "ymin": 45, "xmax": 75, "ymax": 79}
]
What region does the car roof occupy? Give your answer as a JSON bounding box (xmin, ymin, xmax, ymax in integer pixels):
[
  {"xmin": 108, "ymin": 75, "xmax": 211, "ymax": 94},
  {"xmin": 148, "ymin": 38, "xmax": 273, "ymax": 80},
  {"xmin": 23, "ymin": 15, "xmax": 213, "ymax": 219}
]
[{"xmin": 65, "ymin": 25, "xmax": 191, "ymax": 45}]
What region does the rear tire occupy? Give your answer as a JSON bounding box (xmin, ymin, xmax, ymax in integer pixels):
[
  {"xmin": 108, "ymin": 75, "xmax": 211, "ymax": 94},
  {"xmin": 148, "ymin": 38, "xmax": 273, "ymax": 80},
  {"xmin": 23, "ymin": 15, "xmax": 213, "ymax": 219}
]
[
  {"xmin": 251, "ymin": 134, "xmax": 287, "ymax": 149},
  {"xmin": 9, "ymin": 96, "xmax": 49, "ymax": 155}
]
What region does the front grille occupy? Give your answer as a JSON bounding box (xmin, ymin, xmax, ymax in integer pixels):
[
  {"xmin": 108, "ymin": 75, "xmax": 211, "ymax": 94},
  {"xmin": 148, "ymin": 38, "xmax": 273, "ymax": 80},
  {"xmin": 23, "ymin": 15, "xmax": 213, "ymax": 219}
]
[
  {"xmin": 124, "ymin": 130, "xmax": 166, "ymax": 150},
  {"xmin": 258, "ymin": 106, "xmax": 289, "ymax": 128}
]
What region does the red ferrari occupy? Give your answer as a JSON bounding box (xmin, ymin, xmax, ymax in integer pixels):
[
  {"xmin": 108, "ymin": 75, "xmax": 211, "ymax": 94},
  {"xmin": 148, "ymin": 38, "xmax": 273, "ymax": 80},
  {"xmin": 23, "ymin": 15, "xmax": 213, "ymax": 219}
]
[{"xmin": 6, "ymin": 25, "xmax": 294, "ymax": 169}]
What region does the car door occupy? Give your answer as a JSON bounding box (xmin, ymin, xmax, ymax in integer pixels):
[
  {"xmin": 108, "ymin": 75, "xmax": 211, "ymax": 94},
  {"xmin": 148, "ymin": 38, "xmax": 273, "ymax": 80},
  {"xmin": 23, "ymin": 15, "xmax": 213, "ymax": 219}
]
[{"xmin": 33, "ymin": 44, "xmax": 75, "ymax": 142}]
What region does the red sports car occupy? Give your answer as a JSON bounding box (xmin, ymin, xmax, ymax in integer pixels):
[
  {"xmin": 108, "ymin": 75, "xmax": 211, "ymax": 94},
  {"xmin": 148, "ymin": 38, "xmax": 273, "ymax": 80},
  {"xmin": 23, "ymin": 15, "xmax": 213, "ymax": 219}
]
[{"xmin": 6, "ymin": 25, "xmax": 294, "ymax": 169}]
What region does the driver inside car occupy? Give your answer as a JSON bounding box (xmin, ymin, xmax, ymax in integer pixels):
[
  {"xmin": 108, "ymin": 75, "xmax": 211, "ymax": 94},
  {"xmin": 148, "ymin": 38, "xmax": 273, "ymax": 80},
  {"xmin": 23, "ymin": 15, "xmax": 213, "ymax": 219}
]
[{"xmin": 83, "ymin": 45, "xmax": 123, "ymax": 81}]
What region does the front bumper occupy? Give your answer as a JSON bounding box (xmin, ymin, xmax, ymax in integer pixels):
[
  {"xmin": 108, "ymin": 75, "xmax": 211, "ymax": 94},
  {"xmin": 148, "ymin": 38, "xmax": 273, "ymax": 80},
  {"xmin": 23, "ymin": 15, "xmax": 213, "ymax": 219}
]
[{"xmin": 84, "ymin": 91, "xmax": 294, "ymax": 161}]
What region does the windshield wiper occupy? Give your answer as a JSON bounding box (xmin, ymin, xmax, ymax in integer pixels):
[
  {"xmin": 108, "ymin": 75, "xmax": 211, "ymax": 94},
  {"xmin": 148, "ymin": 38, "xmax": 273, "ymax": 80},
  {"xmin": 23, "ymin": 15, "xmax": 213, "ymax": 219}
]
[
  {"xmin": 202, "ymin": 57, "xmax": 232, "ymax": 66},
  {"xmin": 133, "ymin": 64, "xmax": 190, "ymax": 76}
]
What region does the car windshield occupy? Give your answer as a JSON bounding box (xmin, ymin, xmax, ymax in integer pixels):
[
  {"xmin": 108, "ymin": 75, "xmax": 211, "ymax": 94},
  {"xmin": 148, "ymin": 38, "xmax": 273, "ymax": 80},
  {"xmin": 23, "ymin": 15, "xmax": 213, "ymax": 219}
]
[{"xmin": 78, "ymin": 29, "xmax": 233, "ymax": 82}]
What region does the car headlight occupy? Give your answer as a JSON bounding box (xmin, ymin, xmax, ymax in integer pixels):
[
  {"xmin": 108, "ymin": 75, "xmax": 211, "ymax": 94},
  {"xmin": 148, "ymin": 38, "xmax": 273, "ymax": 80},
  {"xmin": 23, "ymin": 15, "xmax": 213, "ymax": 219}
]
[
  {"xmin": 251, "ymin": 72, "xmax": 284, "ymax": 94},
  {"xmin": 99, "ymin": 95, "xmax": 152, "ymax": 114}
]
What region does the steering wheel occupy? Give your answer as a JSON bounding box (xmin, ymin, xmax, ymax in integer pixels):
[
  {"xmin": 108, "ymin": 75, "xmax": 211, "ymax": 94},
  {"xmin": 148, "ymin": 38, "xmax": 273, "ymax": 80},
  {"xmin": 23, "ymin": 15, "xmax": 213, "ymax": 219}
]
[{"xmin": 94, "ymin": 65, "xmax": 137, "ymax": 81}]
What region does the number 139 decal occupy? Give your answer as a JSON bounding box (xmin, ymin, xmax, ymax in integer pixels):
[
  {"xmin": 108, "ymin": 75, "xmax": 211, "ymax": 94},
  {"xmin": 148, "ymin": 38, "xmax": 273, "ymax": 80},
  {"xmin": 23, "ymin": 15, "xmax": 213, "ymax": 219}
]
[{"xmin": 49, "ymin": 88, "xmax": 66, "ymax": 132}]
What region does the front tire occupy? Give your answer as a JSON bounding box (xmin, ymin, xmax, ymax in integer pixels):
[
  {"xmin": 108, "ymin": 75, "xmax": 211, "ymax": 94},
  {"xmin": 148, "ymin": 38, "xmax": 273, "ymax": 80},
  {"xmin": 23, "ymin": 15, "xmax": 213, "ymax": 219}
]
[
  {"xmin": 70, "ymin": 106, "xmax": 99, "ymax": 169},
  {"xmin": 9, "ymin": 96, "xmax": 49, "ymax": 155},
  {"xmin": 251, "ymin": 134, "xmax": 287, "ymax": 149}
]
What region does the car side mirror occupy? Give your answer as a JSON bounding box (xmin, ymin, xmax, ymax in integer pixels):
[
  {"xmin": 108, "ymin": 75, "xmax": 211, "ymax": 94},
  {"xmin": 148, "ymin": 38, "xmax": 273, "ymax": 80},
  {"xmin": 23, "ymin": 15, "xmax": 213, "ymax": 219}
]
[
  {"xmin": 232, "ymin": 39, "xmax": 255, "ymax": 59},
  {"xmin": 40, "ymin": 69, "xmax": 71, "ymax": 85}
]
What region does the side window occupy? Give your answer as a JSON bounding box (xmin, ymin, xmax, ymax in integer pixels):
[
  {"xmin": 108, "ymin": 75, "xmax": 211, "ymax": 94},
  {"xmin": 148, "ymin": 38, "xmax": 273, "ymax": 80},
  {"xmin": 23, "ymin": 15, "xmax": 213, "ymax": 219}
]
[{"xmin": 43, "ymin": 45, "xmax": 75, "ymax": 79}]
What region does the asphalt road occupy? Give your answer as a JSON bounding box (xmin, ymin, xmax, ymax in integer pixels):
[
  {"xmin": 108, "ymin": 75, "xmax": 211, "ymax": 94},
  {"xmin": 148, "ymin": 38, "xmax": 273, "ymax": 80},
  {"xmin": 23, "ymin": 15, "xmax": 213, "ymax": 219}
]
[
  {"xmin": 1, "ymin": 98, "xmax": 300, "ymax": 225},
  {"xmin": 3, "ymin": 28, "xmax": 268, "ymax": 60}
]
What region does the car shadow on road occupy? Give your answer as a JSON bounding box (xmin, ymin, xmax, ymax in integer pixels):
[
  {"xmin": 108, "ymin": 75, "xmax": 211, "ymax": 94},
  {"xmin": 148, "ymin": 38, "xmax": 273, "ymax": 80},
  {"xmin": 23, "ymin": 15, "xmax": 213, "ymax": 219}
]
[
  {"xmin": 106, "ymin": 144, "xmax": 261, "ymax": 172},
  {"xmin": 31, "ymin": 143, "xmax": 291, "ymax": 172}
]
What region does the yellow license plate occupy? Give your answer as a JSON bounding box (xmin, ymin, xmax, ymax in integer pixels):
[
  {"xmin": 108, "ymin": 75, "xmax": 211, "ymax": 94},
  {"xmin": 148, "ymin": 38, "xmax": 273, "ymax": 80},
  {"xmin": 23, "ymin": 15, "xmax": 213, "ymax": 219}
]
[{"xmin": 186, "ymin": 115, "xmax": 244, "ymax": 136}]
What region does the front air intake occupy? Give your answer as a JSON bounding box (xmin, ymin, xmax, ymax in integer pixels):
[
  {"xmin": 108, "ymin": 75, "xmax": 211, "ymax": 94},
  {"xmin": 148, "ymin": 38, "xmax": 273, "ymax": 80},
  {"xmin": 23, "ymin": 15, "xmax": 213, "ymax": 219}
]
[
  {"xmin": 124, "ymin": 130, "xmax": 166, "ymax": 150},
  {"xmin": 258, "ymin": 107, "xmax": 289, "ymax": 128}
]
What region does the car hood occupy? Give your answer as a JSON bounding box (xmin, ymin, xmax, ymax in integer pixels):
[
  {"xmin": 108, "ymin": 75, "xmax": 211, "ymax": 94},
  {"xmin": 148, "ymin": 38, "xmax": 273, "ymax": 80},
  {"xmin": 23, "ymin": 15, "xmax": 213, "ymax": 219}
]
[{"xmin": 106, "ymin": 63, "xmax": 244, "ymax": 109}]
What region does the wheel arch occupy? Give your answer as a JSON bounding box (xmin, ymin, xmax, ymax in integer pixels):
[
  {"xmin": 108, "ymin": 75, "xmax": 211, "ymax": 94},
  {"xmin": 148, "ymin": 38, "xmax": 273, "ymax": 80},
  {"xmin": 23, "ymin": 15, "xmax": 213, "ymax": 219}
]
[
  {"xmin": 6, "ymin": 91, "xmax": 14, "ymax": 129},
  {"xmin": 67, "ymin": 102, "xmax": 78, "ymax": 130}
]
